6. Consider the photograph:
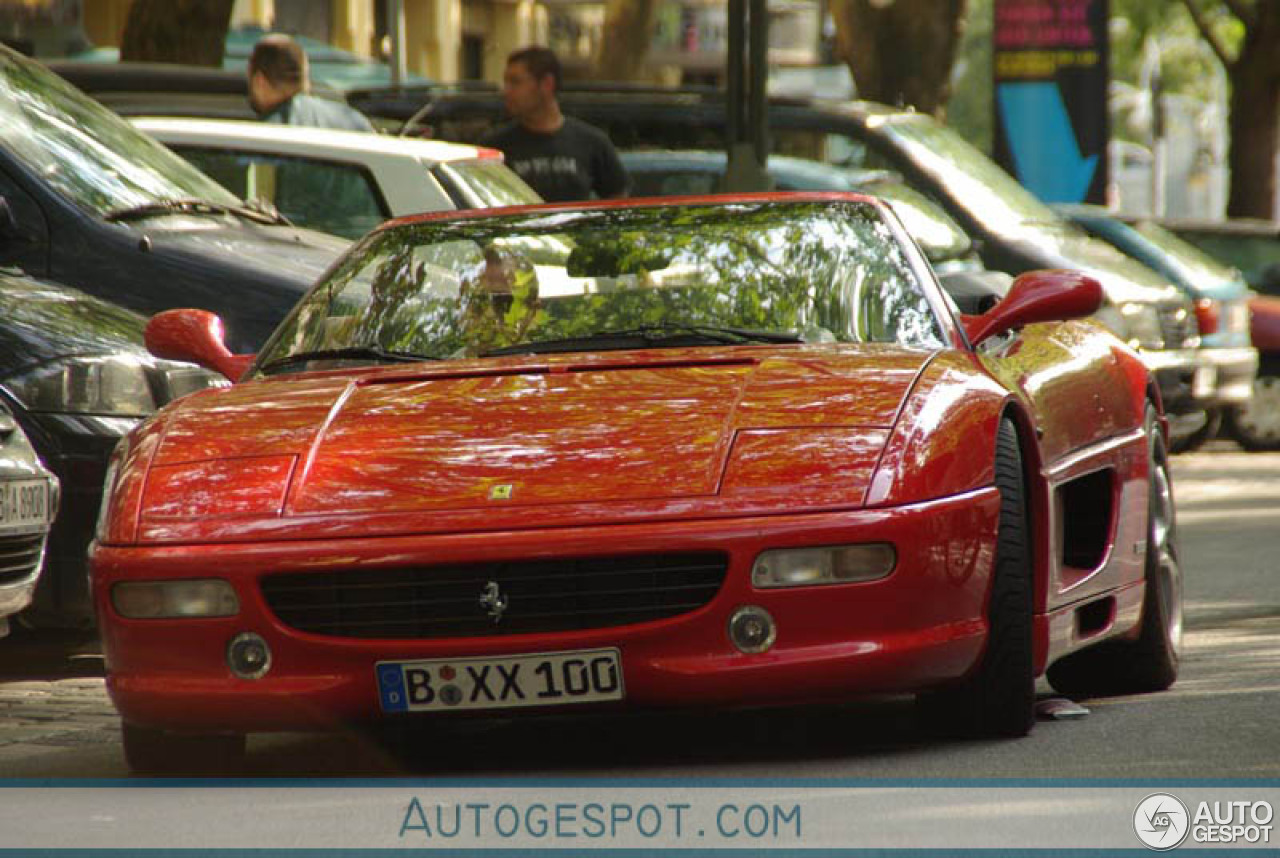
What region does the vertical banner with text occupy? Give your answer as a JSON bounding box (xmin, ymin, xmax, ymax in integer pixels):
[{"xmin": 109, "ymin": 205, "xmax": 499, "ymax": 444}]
[{"xmin": 993, "ymin": 0, "xmax": 1109, "ymax": 203}]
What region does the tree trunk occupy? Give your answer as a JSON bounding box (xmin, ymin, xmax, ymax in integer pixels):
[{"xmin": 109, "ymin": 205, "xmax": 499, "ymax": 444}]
[
  {"xmin": 829, "ymin": 0, "xmax": 969, "ymax": 117},
  {"xmin": 119, "ymin": 0, "xmax": 234, "ymax": 67},
  {"xmin": 593, "ymin": 0, "xmax": 660, "ymax": 82},
  {"xmin": 1225, "ymin": 2, "xmax": 1280, "ymax": 219}
]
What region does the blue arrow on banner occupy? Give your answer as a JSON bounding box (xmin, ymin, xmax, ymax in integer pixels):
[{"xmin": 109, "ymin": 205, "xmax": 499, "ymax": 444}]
[{"xmin": 997, "ymin": 81, "xmax": 1099, "ymax": 203}]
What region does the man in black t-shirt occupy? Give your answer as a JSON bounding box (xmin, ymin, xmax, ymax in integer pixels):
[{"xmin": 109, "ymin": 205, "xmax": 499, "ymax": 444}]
[{"xmin": 481, "ymin": 46, "xmax": 629, "ymax": 203}]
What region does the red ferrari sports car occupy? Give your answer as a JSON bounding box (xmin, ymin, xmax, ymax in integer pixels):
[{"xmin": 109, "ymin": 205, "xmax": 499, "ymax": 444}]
[{"xmin": 90, "ymin": 193, "xmax": 1182, "ymax": 772}]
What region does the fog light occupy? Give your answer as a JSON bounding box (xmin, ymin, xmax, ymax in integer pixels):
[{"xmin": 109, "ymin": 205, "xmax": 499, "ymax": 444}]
[
  {"xmin": 728, "ymin": 605, "xmax": 776, "ymax": 654},
  {"xmin": 227, "ymin": 632, "xmax": 272, "ymax": 680},
  {"xmin": 112, "ymin": 579, "xmax": 239, "ymax": 619},
  {"xmin": 752, "ymin": 544, "xmax": 896, "ymax": 588}
]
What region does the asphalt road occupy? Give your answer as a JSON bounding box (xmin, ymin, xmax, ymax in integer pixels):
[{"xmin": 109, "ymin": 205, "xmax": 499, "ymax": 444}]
[{"xmin": 2, "ymin": 439, "xmax": 1278, "ymax": 779}]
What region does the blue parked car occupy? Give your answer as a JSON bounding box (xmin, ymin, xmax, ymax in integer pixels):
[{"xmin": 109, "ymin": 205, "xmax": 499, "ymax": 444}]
[{"xmin": 1056, "ymin": 205, "xmax": 1258, "ymax": 450}]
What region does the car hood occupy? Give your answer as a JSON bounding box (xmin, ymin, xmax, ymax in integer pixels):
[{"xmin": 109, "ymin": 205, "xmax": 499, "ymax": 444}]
[
  {"xmin": 0, "ymin": 270, "xmax": 147, "ymax": 372},
  {"xmin": 141, "ymin": 217, "xmax": 349, "ymax": 284},
  {"xmin": 137, "ymin": 347, "xmax": 933, "ymax": 536}
]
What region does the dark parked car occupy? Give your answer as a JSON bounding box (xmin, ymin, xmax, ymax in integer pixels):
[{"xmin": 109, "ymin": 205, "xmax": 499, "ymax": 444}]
[
  {"xmin": 1057, "ymin": 205, "xmax": 1258, "ymax": 450},
  {"xmin": 44, "ymin": 59, "xmax": 339, "ymax": 121},
  {"xmin": 0, "ymin": 46, "xmax": 348, "ymax": 353},
  {"xmin": 0, "ymin": 397, "xmax": 58, "ymax": 638},
  {"xmin": 350, "ymin": 85, "xmax": 1205, "ymax": 418},
  {"xmin": 0, "ymin": 269, "xmax": 225, "ymax": 627}
]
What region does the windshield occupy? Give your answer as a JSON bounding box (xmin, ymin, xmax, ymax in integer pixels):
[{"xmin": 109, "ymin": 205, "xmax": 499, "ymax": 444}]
[
  {"xmin": 257, "ymin": 200, "xmax": 945, "ymax": 373},
  {"xmin": 873, "ymin": 114, "xmax": 1071, "ymax": 237},
  {"xmin": 0, "ymin": 47, "xmax": 242, "ymax": 217},
  {"xmin": 434, "ymin": 160, "xmax": 542, "ymax": 208}
]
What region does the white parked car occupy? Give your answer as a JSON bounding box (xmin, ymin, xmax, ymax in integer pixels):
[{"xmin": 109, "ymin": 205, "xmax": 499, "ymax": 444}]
[
  {"xmin": 131, "ymin": 117, "xmax": 542, "ymax": 240},
  {"xmin": 0, "ymin": 402, "xmax": 58, "ymax": 638}
]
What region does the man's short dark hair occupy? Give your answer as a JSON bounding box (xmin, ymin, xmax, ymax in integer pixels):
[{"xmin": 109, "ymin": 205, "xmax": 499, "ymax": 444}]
[
  {"xmin": 249, "ymin": 34, "xmax": 308, "ymax": 87},
  {"xmin": 507, "ymin": 45, "xmax": 561, "ymax": 93}
]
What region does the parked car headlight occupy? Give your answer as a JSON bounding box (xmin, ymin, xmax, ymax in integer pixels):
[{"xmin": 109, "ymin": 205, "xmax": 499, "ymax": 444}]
[
  {"xmin": 1095, "ymin": 302, "xmax": 1164, "ymax": 350},
  {"xmin": 6, "ymin": 354, "xmax": 226, "ymax": 416},
  {"xmin": 1119, "ymin": 302, "xmax": 1166, "ymax": 349}
]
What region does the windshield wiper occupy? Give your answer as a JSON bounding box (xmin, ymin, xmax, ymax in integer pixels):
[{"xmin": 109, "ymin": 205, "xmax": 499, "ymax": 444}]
[
  {"xmin": 105, "ymin": 198, "xmax": 289, "ymax": 226},
  {"xmin": 258, "ymin": 346, "xmax": 440, "ymax": 374},
  {"xmin": 483, "ymin": 324, "xmax": 803, "ymax": 357}
]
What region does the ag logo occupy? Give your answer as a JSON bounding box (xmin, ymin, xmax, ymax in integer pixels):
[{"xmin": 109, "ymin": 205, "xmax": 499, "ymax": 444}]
[{"xmin": 1134, "ymin": 793, "xmax": 1190, "ymax": 850}]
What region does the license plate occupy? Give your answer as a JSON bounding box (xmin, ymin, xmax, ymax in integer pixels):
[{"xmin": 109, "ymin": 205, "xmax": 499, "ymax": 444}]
[
  {"xmin": 0, "ymin": 479, "xmax": 50, "ymax": 530},
  {"xmin": 376, "ymin": 648, "xmax": 624, "ymax": 713}
]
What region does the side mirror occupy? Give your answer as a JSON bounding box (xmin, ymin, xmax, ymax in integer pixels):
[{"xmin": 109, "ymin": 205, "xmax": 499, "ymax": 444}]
[
  {"xmin": 963, "ymin": 269, "xmax": 1103, "ymax": 346},
  {"xmin": 145, "ymin": 309, "xmax": 255, "ymax": 382}
]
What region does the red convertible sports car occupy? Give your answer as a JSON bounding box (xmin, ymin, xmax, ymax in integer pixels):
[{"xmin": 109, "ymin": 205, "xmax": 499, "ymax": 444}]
[{"xmin": 90, "ymin": 193, "xmax": 1182, "ymax": 772}]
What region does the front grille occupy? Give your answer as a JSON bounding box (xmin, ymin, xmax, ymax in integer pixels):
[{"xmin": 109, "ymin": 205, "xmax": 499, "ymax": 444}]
[
  {"xmin": 1158, "ymin": 304, "xmax": 1196, "ymax": 349},
  {"xmin": 0, "ymin": 533, "xmax": 46, "ymax": 586},
  {"xmin": 260, "ymin": 552, "xmax": 729, "ymax": 639}
]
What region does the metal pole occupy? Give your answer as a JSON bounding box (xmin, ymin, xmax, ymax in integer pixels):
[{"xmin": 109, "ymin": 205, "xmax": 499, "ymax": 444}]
[
  {"xmin": 748, "ymin": 0, "xmax": 768, "ymax": 164},
  {"xmin": 721, "ymin": 0, "xmax": 774, "ymax": 192},
  {"xmin": 726, "ymin": 0, "xmax": 745, "ymax": 148}
]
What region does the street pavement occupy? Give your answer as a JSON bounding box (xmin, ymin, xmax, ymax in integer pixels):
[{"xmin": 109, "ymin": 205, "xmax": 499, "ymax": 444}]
[
  {"xmin": 0, "ymin": 627, "xmax": 114, "ymax": 771},
  {"xmin": 1, "ymin": 438, "xmax": 1276, "ymax": 776}
]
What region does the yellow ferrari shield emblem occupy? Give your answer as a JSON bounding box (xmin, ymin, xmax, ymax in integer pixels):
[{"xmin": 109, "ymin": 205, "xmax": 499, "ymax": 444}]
[{"xmin": 488, "ymin": 484, "xmax": 514, "ymax": 501}]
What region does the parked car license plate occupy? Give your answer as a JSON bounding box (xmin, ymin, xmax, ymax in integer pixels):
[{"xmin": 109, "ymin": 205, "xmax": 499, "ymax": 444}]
[
  {"xmin": 376, "ymin": 648, "xmax": 624, "ymax": 712},
  {"xmin": 0, "ymin": 479, "xmax": 50, "ymax": 530}
]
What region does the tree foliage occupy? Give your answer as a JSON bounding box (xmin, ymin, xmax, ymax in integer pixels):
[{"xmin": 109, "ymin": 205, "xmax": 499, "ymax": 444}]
[
  {"xmin": 592, "ymin": 0, "xmax": 661, "ymax": 81},
  {"xmin": 1177, "ymin": 0, "xmax": 1280, "ymax": 218},
  {"xmin": 830, "ymin": 0, "xmax": 970, "ymax": 118},
  {"xmin": 119, "ymin": 0, "xmax": 233, "ymax": 67}
]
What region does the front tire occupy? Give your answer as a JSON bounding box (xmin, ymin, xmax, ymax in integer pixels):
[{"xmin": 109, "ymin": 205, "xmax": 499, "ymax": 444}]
[
  {"xmin": 121, "ymin": 721, "xmax": 246, "ymax": 775},
  {"xmin": 1047, "ymin": 403, "xmax": 1182, "ymax": 695},
  {"xmin": 1168, "ymin": 408, "xmax": 1221, "ymax": 454},
  {"xmin": 919, "ymin": 417, "xmax": 1035, "ymax": 738}
]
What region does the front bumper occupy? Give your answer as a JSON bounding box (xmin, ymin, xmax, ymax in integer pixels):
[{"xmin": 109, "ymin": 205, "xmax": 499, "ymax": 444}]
[
  {"xmin": 0, "ymin": 531, "xmax": 45, "ymax": 632},
  {"xmin": 1193, "ymin": 346, "xmax": 1259, "ymax": 407},
  {"xmin": 1141, "ymin": 347, "xmax": 1213, "ymax": 414},
  {"xmin": 93, "ymin": 490, "xmax": 1001, "ymax": 733}
]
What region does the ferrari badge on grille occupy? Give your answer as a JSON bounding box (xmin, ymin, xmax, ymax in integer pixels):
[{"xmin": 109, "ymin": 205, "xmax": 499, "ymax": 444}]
[{"xmin": 479, "ymin": 580, "xmax": 508, "ymax": 623}]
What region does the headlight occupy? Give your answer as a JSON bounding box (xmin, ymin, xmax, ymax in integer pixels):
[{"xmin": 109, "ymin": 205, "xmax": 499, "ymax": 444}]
[
  {"xmin": 111, "ymin": 579, "xmax": 240, "ymax": 619},
  {"xmin": 5, "ymin": 354, "xmax": 226, "ymax": 416},
  {"xmin": 752, "ymin": 544, "xmax": 896, "ymax": 588},
  {"xmin": 1118, "ymin": 302, "xmax": 1165, "ymax": 349}
]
